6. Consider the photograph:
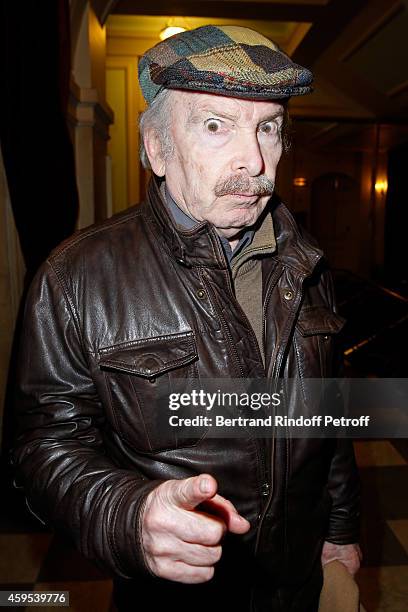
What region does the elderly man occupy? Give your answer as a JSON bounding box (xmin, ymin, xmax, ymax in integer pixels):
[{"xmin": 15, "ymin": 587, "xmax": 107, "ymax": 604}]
[{"xmin": 13, "ymin": 26, "xmax": 360, "ymax": 611}]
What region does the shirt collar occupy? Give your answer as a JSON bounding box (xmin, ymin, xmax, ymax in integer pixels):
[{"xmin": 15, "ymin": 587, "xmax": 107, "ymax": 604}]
[{"xmin": 164, "ymin": 184, "xmax": 254, "ymax": 264}]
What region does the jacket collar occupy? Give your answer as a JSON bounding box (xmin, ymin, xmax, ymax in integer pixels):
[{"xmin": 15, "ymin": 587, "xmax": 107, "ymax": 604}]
[
  {"xmin": 146, "ymin": 175, "xmax": 229, "ymax": 269},
  {"xmin": 146, "ymin": 174, "xmax": 322, "ymax": 276},
  {"xmin": 164, "ymin": 182, "xmax": 255, "ymax": 264}
]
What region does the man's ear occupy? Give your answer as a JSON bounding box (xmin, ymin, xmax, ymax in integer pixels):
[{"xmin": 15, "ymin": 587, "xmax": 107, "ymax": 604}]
[{"xmin": 144, "ymin": 129, "xmax": 166, "ymax": 177}]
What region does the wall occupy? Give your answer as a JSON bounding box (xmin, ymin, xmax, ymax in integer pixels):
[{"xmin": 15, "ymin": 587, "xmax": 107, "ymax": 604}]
[
  {"xmin": 105, "ymin": 26, "xmax": 155, "ymax": 212},
  {"xmin": 69, "ymin": 1, "xmax": 113, "ymax": 227}
]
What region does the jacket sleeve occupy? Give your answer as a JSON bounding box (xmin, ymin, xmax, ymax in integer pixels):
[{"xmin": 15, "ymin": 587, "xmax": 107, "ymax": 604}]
[
  {"xmin": 325, "ymin": 438, "xmax": 361, "ymax": 544},
  {"xmin": 323, "ymin": 268, "xmax": 361, "ymax": 544},
  {"xmin": 12, "ymin": 260, "xmax": 162, "ymax": 578}
]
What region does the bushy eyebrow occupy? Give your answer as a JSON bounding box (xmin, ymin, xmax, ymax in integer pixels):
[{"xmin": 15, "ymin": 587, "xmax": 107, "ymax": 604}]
[
  {"xmin": 187, "ymin": 107, "xmax": 284, "ymax": 125},
  {"xmin": 201, "ymin": 108, "xmax": 239, "ymax": 121},
  {"xmin": 259, "ymin": 111, "xmax": 285, "ymax": 123},
  {"xmin": 186, "ymin": 107, "xmax": 237, "ymax": 124}
]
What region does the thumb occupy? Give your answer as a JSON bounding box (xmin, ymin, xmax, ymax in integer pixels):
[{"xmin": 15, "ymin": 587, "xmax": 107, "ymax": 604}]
[{"xmin": 170, "ymin": 474, "xmax": 218, "ymax": 510}]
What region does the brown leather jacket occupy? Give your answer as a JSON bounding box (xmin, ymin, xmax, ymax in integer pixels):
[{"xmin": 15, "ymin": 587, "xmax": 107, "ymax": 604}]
[{"xmin": 13, "ymin": 177, "xmax": 360, "ymax": 611}]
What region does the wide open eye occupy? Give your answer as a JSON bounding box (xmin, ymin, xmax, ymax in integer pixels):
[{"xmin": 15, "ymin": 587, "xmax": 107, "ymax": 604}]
[
  {"xmin": 258, "ymin": 121, "xmax": 278, "ymax": 135},
  {"xmin": 205, "ymin": 118, "xmax": 222, "ymax": 133}
]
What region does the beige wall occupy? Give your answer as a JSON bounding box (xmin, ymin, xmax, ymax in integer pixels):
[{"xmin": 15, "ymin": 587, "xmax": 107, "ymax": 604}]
[
  {"xmin": 105, "ymin": 28, "xmax": 155, "ymax": 212},
  {"xmin": 70, "ymin": 1, "xmax": 113, "ymax": 227},
  {"xmin": 106, "ymin": 67, "xmax": 128, "ymax": 212},
  {"xmin": 89, "ymin": 6, "xmax": 106, "ymax": 100}
]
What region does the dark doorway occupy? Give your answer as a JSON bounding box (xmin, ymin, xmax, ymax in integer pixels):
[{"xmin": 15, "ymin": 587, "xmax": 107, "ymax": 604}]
[
  {"xmin": 384, "ymin": 143, "xmax": 408, "ymax": 296},
  {"xmin": 311, "ymin": 172, "xmax": 360, "ymax": 271}
]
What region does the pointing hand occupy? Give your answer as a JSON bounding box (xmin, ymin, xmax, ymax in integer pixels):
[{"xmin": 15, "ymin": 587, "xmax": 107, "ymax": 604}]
[{"xmin": 141, "ymin": 474, "xmax": 250, "ymax": 583}]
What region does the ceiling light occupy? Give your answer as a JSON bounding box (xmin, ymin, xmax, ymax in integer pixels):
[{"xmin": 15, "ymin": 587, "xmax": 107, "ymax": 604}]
[{"xmin": 160, "ymin": 26, "xmax": 186, "ymax": 40}]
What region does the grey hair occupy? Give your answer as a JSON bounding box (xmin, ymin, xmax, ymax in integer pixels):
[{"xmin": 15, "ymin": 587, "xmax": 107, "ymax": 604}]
[
  {"xmin": 139, "ymin": 89, "xmax": 175, "ymax": 170},
  {"xmin": 281, "ymin": 104, "xmax": 292, "ymax": 154}
]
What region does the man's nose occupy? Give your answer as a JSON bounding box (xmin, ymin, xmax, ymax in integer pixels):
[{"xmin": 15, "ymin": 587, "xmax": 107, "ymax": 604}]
[{"xmin": 231, "ymin": 131, "xmax": 264, "ymax": 176}]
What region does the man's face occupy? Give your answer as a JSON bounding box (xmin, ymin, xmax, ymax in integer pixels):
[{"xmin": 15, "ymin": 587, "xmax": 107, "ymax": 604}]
[{"xmin": 148, "ymin": 91, "xmax": 285, "ymax": 240}]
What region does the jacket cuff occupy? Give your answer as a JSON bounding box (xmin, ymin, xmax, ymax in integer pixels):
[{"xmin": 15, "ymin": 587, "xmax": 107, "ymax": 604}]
[
  {"xmin": 111, "ymin": 479, "xmax": 165, "ymax": 577},
  {"xmin": 325, "ymin": 511, "xmax": 361, "ymax": 545}
]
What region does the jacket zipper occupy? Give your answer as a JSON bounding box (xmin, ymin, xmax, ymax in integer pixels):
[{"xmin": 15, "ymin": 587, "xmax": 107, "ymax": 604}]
[
  {"xmin": 261, "ymin": 264, "xmax": 284, "ymax": 364},
  {"xmin": 200, "ymin": 270, "xmax": 246, "ymax": 379},
  {"xmin": 254, "ymin": 271, "xmax": 305, "ymax": 555},
  {"xmin": 253, "ymin": 265, "xmax": 284, "ymax": 554},
  {"xmin": 201, "ymin": 267, "xmax": 271, "ymax": 513}
]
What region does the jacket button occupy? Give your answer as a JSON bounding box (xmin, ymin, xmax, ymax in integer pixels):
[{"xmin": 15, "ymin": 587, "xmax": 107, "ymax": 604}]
[
  {"xmin": 144, "ymin": 357, "xmax": 158, "ymax": 382},
  {"xmin": 196, "ymin": 289, "xmax": 206, "ymax": 299},
  {"xmin": 322, "ymin": 335, "xmax": 329, "ymax": 341},
  {"xmin": 261, "ymin": 483, "xmax": 270, "ymax": 496},
  {"xmin": 283, "ymin": 290, "xmax": 293, "ymax": 301},
  {"xmin": 175, "ymin": 256, "xmax": 192, "ymax": 269},
  {"xmin": 144, "ymin": 357, "xmax": 157, "ymax": 373}
]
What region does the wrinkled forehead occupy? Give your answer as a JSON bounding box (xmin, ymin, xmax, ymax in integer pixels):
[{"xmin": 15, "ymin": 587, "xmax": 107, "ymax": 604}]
[{"xmin": 170, "ymin": 89, "xmax": 285, "ymax": 123}]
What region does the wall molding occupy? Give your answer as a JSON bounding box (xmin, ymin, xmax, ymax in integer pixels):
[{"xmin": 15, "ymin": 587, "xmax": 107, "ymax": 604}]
[{"xmin": 68, "ymin": 78, "xmax": 114, "ymax": 140}]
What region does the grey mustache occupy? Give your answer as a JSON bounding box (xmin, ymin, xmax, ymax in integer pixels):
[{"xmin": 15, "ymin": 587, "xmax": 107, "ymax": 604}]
[{"xmin": 215, "ymin": 174, "xmax": 274, "ymax": 197}]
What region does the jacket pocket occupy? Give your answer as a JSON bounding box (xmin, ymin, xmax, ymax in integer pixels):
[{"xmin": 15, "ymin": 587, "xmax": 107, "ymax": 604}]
[
  {"xmin": 295, "ymin": 306, "xmax": 346, "ymax": 378},
  {"xmin": 99, "ymin": 331, "xmax": 206, "ymax": 453}
]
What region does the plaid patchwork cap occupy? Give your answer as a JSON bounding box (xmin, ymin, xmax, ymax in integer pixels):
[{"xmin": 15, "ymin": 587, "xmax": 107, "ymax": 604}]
[{"xmin": 138, "ymin": 24, "xmax": 313, "ymax": 104}]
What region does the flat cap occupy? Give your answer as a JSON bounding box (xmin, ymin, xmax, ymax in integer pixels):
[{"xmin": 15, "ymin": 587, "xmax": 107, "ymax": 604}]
[{"xmin": 138, "ymin": 24, "xmax": 313, "ymax": 105}]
